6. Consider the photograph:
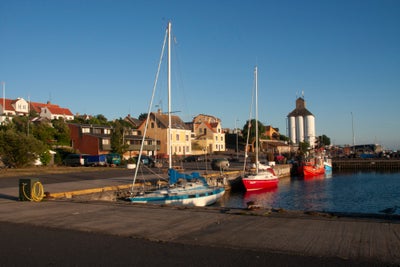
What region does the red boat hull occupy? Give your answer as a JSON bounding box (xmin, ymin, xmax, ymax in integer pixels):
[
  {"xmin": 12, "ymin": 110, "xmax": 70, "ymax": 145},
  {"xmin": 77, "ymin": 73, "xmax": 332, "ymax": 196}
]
[
  {"xmin": 300, "ymin": 164, "xmax": 325, "ymax": 177},
  {"xmin": 242, "ymin": 176, "xmax": 278, "ymax": 191}
]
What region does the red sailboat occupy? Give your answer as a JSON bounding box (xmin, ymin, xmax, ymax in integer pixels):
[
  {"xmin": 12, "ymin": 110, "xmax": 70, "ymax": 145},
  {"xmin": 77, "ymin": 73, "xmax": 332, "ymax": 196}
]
[{"xmin": 241, "ymin": 67, "xmax": 279, "ymax": 191}]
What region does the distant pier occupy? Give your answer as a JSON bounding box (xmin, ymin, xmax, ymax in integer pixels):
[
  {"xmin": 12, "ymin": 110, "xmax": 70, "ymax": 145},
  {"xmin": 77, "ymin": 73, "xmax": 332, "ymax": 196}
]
[{"xmin": 333, "ymin": 159, "xmax": 400, "ymax": 171}]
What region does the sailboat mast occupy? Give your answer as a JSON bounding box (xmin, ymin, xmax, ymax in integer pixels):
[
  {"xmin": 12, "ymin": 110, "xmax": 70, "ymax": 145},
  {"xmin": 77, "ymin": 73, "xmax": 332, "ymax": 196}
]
[
  {"xmin": 167, "ymin": 22, "xmax": 172, "ymax": 169},
  {"xmin": 255, "ymin": 66, "xmax": 259, "ymax": 173},
  {"xmin": 2, "ymin": 82, "xmax": 5, "ymax": 115}
]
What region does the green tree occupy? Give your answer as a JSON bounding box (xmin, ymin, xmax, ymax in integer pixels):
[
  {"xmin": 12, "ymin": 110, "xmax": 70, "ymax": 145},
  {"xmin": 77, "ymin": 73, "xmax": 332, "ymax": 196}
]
[
  {"xmin": 298, "ymin": 141, "xmax": 310, "ymax": 155},
  {"xmin": 93, "ymin": 114, "xmax": 109, "ymax": 125},
  {"xmin": 0, "ymin": 130, "xmax": 47, "ymax": 167},
  {"xmin": 7, "ymin": 116, "xmax": 29, "ymax": 134},
  {"xmin": 71, "ymin": 114, "xmax": 109, "ymax": 125},
  {"xmin": 71, "ymin": 116, "xmax": 87, "ymax": 124},
  {"xmin": 39, "ymin": 150, "xmax": 52, "ymax": 166},
  {"xmin": 317, "ymin": 134, "xmax": 331, "ymax": 147},
  {"xmin": 138, "ymin": 113, "xmax": 147, "ymax": 121},
  {"xmin": 242, "ymin": 119, "xmax": 266, "ymax": 152},
  {"xmin": 279, "ymin": 134, "xmax": 290, "ymax": 143},
  {"xmin": 110, "ymin": 119, "xmax": 130, "ymax": 155},
  {"xmin": 52, "ymin": 119, "xmax": 71, "ymax": 145},
  {"xmin": 31, "ymin": 123, "xmax": 55, "ymax": 145}
]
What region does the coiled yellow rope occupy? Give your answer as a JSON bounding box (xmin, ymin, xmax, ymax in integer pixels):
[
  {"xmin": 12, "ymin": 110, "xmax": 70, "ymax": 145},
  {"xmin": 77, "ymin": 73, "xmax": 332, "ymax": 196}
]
[{"xmin": 22, "ymin": 181, "xmax": 45, "ymax": 202}]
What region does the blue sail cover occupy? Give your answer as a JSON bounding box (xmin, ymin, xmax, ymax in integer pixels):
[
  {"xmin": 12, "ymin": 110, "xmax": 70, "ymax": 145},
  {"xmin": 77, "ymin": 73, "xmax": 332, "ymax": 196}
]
[{"xmin": 168, "ymin": 168, "xmax": 208, "ymax": 186}]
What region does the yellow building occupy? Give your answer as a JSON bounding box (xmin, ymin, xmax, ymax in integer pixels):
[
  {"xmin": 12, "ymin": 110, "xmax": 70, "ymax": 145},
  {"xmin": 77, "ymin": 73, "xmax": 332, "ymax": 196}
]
[
  {"xmin": 265, "ymin": 125, "xmax": 280, "ymax": 140},
  {"xmin": 192, "ymin": 114, "xmax": 225, "ymax": 153},
  {"xmin": 138, "ymin": 110, "xmax": 192, "ymax": 157}
]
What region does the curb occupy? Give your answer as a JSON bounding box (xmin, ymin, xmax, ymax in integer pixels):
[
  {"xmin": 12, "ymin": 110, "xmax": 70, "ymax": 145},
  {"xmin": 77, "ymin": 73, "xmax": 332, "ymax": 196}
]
[{"xmin": 46, "ymin": 184, "xmax": 134, "ymax": 199}]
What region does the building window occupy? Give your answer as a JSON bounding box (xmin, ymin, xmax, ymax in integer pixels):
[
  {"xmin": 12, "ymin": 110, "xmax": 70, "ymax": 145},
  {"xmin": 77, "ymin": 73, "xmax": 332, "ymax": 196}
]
[
  {"xmin": 102, "ymin": 139, "xmax": 110, "ymax": 145},
  {"xmin": 82, "ymin": 127, "xmax": 90, "ymax": 133},
  {"xmin": 221, "ymin": 136, "xmax": 224, "ymax": 141},
  {"xmin": 104, "ymin": 128, "xmax": 111, "ymax": 135},
  {"xmin": 185, "ymin": 135, "xmax": 189, "ymax": 141},
  {"xmin": 176, "ymin": 134, "xmax": 179, "ymax": 141},
  {"xmin": 215, "ymin": 136, "xmax": 218, "ymax": 141}
]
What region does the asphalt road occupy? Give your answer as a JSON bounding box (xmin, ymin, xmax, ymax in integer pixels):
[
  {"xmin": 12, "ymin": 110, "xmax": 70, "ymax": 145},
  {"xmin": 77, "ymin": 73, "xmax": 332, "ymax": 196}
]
[
  {"xmin": 0, "ymin": 160, "xmax": 243, "ymax": 187},
  {"xmin": 0, "ymin": 221, "xmax": 378, "ymax": 267}
]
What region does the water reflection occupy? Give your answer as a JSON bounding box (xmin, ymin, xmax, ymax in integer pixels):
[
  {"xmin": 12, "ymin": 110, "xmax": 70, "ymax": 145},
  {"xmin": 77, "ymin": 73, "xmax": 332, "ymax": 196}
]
[
  {"xmin": 217, "ymin": 171, "xmax": 400, "ymax": 215},
  {"xmin": 243, "ymin": 187, "xmax": 277, "ymax": 208}
]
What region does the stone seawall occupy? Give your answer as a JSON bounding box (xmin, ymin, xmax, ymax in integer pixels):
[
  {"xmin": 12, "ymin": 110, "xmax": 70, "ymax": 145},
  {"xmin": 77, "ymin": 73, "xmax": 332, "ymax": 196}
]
[
  {"xmin": 333, "ymin": 159, "xmax": 400, "ymax": 171},
  {"xmin": 273, "ymin": 164, "xmax": 291, "ymax": 178}
]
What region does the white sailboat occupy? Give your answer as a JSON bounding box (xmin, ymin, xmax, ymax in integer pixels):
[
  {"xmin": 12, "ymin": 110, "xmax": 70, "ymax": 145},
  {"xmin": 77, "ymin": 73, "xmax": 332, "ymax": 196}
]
[
  {"xmin": 127, "ymin": 22, "xmax": 225, "ymax": 206},
  {"xmin": 242, "ymin": 66, "xmax": 279, "ymax": 191}
]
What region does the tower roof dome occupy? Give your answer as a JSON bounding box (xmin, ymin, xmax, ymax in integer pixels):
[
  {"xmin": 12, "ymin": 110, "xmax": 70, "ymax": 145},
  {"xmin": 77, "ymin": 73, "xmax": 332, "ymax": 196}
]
[{"xmin": 287, "ymin": 97, "xmax": 314, "ymax": 117}]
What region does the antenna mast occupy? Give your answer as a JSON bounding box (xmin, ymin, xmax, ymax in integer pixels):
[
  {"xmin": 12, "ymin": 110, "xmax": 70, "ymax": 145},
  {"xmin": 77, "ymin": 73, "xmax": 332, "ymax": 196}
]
[{"xmin": 2, "ymin": 82, "xmax": 5, "ymax": 115}]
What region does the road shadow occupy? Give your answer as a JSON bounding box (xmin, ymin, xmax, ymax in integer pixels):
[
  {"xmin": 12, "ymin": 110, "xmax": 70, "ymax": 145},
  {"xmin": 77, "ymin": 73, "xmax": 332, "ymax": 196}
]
[{"xmin": 0, "ymin": 193, "xmax": 19, "ymax": 201}]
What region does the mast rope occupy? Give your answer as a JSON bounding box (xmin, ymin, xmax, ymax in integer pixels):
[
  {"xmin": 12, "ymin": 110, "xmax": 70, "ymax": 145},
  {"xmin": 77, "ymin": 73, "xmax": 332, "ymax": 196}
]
[
  {"xmin": 131, "ymin": 25, "xmax": 168, "ymax": 194},
  {"xmin": 243, "ymin": 69, "xmax": 256, "ymax": 174}
]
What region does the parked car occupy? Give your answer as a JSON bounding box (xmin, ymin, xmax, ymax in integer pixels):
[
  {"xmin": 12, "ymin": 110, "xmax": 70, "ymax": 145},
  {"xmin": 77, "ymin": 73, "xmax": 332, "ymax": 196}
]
[
  {"xmin": 63, "ymin": 154, "xmax": 88, "ymax": 166},
  {"xmin": 211, "ymin": 158, "xmax": 230, "ymax": 171},
  {"xmin": 134, "ymin": 155, "xmax": 156, "ymax": 167},
  {"xmin": 182, "ymin": 155, "xmax": 201, "ymax": 162},
  {"xmin": 85, "ymin": 154, "xmax": 107, "ymax": 166},
  {"xmin": 106, "ymin": 153, "xmax": 121, "ymax": 166}
]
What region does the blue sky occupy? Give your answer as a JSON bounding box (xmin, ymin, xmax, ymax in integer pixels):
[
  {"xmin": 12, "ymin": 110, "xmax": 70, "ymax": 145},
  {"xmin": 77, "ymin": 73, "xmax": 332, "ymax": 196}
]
[{"xmin": 1, "ymin": 0, "xmax": 399, "ymax": 149}]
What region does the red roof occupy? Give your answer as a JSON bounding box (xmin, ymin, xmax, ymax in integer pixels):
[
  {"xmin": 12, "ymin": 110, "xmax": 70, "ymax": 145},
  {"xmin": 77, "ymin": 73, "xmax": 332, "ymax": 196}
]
[
  {"xmin": 30, "ymin": 101, "xmax": 60, "ymax": 113},
  {"xmin": 0, "ymin": 98, "xmax": 15, "ymax": 111},
  {"xmin": 1, "ymin": 98, "xmax": 73, "ymax": 117},
  {"xmin": 194, "ymin": 121, "xmax": 219, "ymax": 133},
  {"xmin": 46, "ymin": 106, "xmax": 73, "ymax": 116}
]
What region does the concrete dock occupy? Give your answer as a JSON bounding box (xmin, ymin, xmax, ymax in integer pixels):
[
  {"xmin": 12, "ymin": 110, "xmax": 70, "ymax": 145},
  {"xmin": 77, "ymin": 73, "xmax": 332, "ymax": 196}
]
[{"xmin": 0, "ymin": 173, "xmax": 399, "ymax": 266}]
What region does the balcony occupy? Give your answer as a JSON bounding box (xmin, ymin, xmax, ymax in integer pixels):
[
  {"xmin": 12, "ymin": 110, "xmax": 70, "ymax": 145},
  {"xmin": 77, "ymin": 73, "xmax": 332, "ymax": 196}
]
[{"xmin": 126, "ymin": 144, "xmax": 160, "ymax": 151}]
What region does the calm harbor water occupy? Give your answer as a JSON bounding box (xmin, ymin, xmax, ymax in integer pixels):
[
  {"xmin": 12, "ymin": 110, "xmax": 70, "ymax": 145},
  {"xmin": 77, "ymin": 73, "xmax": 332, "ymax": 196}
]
[{"xmin": 217, "ymin": 171, "xmax": 400, "ymax": 215}]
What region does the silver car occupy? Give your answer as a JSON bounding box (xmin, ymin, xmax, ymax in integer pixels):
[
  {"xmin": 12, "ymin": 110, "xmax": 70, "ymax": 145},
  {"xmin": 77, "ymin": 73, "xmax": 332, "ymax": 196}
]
[{"xmin": 211, "ymin": 158, "xmax": 230, "ymax": 171}]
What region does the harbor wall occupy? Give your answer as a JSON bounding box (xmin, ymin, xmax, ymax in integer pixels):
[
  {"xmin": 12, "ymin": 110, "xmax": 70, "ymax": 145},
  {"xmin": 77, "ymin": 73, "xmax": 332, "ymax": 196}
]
[
  {"xmin": 333, "ymin": 159, "xmax": 400, "ymax": 171},
  {"xmin": 205, "ymin": 164, "xmax": 291, "ymax": 189},
  {"xmin": 273, "ymin": 164, "xmax": 291, "ymax": 177}
]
